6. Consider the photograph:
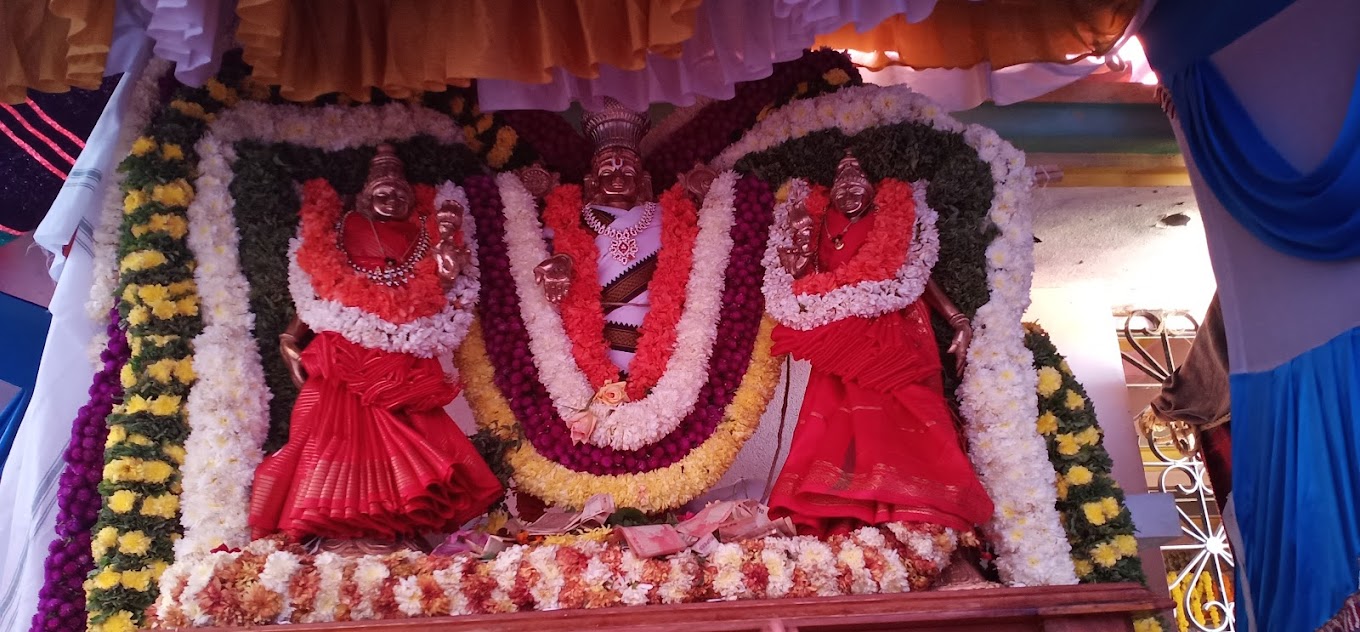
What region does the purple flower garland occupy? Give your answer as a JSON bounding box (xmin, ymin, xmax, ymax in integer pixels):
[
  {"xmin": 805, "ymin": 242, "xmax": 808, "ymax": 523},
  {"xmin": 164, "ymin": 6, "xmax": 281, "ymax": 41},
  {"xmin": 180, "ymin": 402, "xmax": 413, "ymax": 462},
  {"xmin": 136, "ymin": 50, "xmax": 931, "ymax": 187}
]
[
  {"xmin": 499, "ymin": 110, "xmax": 593, "ymax": 183},
  {"xmin": 30, "ymin": 309, "xmax": 128, "ymax": 632},
  {"xmin": 467, "ymin": 175, "xmax": 773, "ymax": 476}
]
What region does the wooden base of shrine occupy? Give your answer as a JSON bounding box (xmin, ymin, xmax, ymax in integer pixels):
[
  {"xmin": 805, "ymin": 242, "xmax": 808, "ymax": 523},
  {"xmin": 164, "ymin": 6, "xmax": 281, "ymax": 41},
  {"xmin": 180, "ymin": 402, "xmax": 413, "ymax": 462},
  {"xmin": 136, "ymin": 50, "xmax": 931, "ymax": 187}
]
[{"xmin": 193, "ymin": 582, "xmax": 1168, "ymax": 632}]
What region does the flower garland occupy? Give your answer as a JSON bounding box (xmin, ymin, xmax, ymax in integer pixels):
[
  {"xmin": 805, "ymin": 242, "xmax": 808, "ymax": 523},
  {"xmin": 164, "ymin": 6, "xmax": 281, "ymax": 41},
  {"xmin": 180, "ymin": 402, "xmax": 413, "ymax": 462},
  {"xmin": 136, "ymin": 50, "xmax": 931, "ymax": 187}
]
[
  {"xmin": 461, "ymin": 174, "xmax": 775, "ymax": 510},
  {"xmin": 288, "ymin": 180, "xmax": 480, "ymax": 358},
  {"xmin": 498, "ymin": 108, "xmax": 594, "ymax": 181},
  {"xmin": 30, "ymin": 311, "xmax": 128, "ymax": 632},
  {"xmin": 151, "ymin": 522, "xmax": 955, "ymax": 626},
  {"xmin": 509, "ymin": 173, "xmax": 733, "ymax": 451},
  {"xmin": 762, "ymin": 178, "xmax": 939, "ymax": 331},
  {"xmin": 439, "ymin": 89, "xmax": 539, "ymax": 172},
  {"xmin": 720, "ymin": 84, "xmax": 1076, "ymax": 586},
  {"xmin": 645, "ymin": 49, "xmax": 863, "ymax": 191},
  {"xmin": 540, "ymin": 183, "xmax": 700, "ymax": 398},
  {"xmin": 87, "ymin": 104, "xmax": 212, "ymax": 629},
  {"xmin": 1024, "ymin": 324, "xmax": 1147, "ymax": 585}
]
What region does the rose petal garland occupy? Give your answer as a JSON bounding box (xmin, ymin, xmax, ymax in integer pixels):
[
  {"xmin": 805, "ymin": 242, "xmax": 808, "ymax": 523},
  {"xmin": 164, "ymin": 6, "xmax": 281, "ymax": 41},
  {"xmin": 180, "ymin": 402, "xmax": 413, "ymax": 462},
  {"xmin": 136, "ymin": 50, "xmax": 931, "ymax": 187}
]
[
  {"xmin": 151, "ymin": 522, "xmax": 954, "ymax": 626},
  {"xmin": 29, "ymin": 311, "xmax": 128, "ymax": 632},
  {"xmin": 762, "ymin": 178, "xmax": 940, "ymax": 331},
  {"xmin": 460, "ymin": 175, "xmax": 776, "ymax": 510},
  {"xmin": 720, "ymin": 84, "xmax": 1077, "ymax": 586},
  {"xmin": 502, "ymin": 172, "xmax": 736, "ymax": 451}
]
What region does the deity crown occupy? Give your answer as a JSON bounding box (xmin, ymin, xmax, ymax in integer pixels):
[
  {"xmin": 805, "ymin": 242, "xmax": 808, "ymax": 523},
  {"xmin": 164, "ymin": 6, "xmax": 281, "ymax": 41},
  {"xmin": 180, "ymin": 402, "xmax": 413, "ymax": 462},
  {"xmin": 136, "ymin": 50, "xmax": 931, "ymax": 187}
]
[
  {"xmin": 366, "ymin": 144, "xmax": 407, "ymax": 184},
  {"xmin": 582, "ymin": 97, "xmax": 650, "ymax": 154}
]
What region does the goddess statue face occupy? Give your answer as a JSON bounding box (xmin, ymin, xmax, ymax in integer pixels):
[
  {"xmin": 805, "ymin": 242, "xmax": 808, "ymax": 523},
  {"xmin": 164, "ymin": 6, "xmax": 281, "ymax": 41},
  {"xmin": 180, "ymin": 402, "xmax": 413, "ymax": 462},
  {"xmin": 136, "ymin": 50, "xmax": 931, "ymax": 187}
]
[
  {"xmin": 365, "ymin": 182, "xmax": 413, "ymax": 220},
  {"xmin": 586, "ymin": 147, "xmax": 650, "ymax": 208},
  {"xmin": 830, "ymin": 153, "xmax": 875, "ymax": 221}
]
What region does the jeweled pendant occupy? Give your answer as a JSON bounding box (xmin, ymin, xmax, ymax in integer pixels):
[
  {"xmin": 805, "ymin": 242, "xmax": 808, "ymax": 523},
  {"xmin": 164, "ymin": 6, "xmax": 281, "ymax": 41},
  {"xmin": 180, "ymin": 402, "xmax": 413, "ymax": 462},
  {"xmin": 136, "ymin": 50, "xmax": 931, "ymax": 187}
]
[
  {"xmin": 607, "ymin": 236, "xmax": 639, "ymax": 264},
  {"xmin": 833, "ymin": 236, "xmax": 845, "ymax": 250}
]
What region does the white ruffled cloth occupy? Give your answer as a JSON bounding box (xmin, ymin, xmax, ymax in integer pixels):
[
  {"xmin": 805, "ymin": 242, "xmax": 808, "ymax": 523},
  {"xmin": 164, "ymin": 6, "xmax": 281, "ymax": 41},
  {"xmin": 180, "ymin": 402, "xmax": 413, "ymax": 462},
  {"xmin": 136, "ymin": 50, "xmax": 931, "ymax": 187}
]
[{"xmin": 477, "ymin": 0, "xmax": 939, "ymax": 111}]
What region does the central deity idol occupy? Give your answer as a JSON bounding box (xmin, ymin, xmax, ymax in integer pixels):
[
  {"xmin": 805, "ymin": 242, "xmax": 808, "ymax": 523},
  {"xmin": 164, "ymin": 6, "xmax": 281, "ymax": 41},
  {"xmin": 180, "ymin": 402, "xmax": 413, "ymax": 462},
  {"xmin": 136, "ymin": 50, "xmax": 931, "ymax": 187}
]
[{"xmin": 565, "ymin": 98, "xmax": 659, "ymax": 373}]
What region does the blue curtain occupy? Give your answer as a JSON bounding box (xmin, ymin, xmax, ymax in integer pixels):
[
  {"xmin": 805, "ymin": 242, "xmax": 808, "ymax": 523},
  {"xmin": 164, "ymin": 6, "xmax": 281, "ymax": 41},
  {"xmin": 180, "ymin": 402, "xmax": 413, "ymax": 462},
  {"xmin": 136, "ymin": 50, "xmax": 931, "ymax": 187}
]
[
  {"xmin": 1141, "ymin": 0, "xmax": 1360, "ymax": 261},
  {"xmin": 1231, "ymin": 328, "xmax": 1360, "ymax": 631},
  {"xmin": 0, "ymin": 293, "xmax": 51, "ymax": 474}
]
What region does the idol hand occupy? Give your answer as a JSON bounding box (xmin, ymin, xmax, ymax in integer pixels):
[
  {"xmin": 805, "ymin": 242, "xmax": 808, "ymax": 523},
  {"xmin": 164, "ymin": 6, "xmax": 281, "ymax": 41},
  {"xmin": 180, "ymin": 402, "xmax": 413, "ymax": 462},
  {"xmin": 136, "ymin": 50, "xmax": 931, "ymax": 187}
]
[
  {"xmin": 947, "ymin": 316, "xmax": 972, "ymax": 378},
  {"xmin": 535, "ymin": 253, "xmax": 573, "ymax": 304}
]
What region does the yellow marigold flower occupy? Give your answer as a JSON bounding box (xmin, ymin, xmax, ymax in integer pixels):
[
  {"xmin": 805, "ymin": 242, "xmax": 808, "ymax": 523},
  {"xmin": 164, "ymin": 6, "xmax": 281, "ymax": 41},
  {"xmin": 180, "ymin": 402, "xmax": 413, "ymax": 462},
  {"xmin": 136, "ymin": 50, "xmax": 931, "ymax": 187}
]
[
  {"xmin": 1073, "ymin": 559, "xmax": 1093, "ymax": 577},
  {"xmin": 122, "ymin": 284, "xmax": 139, "ymax": 304},
  {"xmin": 475, "ymin": 114, "xmax": 494, "ymax": 134},
  {"xmin": 1064, "ymin": 389, "xmax": 1086, "ymax": 410},
  {"xmin": 163, "ymin": 444, "xmax": 187, "ymax": 465},
  {"xmin": 126, "ymin": 433, "xmax": 153, "ymax": 447},
  {"xmin": 120, "ymin": 567, "xmax": 152, "ymax": 591},
  {"xmin": 104, "ymin": 458, "xmax": 141, "ymax": 483},
  {"xmin": 146, "ymin": 358, "xmax": 175, "ymax": 383},
  {"xmin": 117, "ymin": 530, "xmax": 152, "ymax": 555},
  {"xmin": 1036, "ymin": 411, "xmax": 1059, "ymax": 435},
  {"xmin": 464, "ymin": 132, "xmax": 485, "ymax": 153},
  {"xmin": 775, "ymin": 182, "xmax": 791, "ymax": 203},
  {"xmin": 137, "ymin": 284, "xmax": 169, "ymax": 304},
  {"xmin": 1091, "ymin": 542, "xmax": 1119, "ymax": 567},
  {"xmin": 823, "ymin": 68, "xmax": 851, "ymax": 86},
  {"xmin": 130, "ymin": 137, "xmax": 157, "ymax": 156},
  {"xmin": 119, "ymin": 250, "xmax": 167, "ymax": 273},
  {"xmin": 125, "ymin": 394, "xmax": 148, "ymax": 413},
  {"xmin": 129, "ymin": 338, "xmax": 142, "ymax": 358},
  {"xmin": 1077, "ymin": 426, "xmax": 1102, "ymax": 446},
  {"xmin": 153, "ymin": 560, "xmax": 168, "ymax": 577},
  {"xmin": 176, "ymin": 296, "xmax": 199, "ymax": 317},
  {"xmin": 1059, "ymin": 359, "xmax": 1072, "ymax": 375},
  {"xmin": 151, "ymin": 179, "xmax": 194, "ymax": 208},
  {"xmin": 134, "ymin": 213, "xmax": 188, "ymax": 239},
  {"xmin": 1133, "ymin": 616, "xmax": 1162, "ymax": 632},
  {"xmin": 795, "ymin": 81, "xmax": 810, "ymax": 95},
  {"xmin": 128, "ymin": 305, "xmax": 150, "ymax": 326},
  {"xmin": 487, "ymin": 126, "xmax": 518, "ymax": 169},
  {"xmin": 167, "ymin": 279, "xmax": 196, "ymax": 296},
  {"xmin": 93, "ymin": 610, "xmax": 138, "ymax": 632},
  {"xmin": 160, "ymin": 143, "xmax": 185, "ymax": 161},
  {"xmin": 95, "ymin": 526, "xmax": 119, "ymax": 548},
  {"xmin": 1065, "ymin": 465, "xmax": 1094, "ymax": 486},
  {"xmin": 108, "ymin": 489, "xmax": 138, "ymax": 513},
  {"xmin": 169, "ymin": 100, "xmax": 212, "ymax": 121},
  {"xmin": 1056, "ymin": 477, "xmax": 1069, "ymax": 500},
  {"xmin": 123, "ymin": 189, "xmax": 149, "ymax": 214},
  {"xmin": 1036, "ymin": 366, "xmax": 1063, "ymax": 397},
  {"xmin": 1056, "ymin": 433, "xmax": 1080, "ymax": 456},
  {"xmin": 1102, "ymin": 496, "xmax": 1122, "ymax": 518},
  {"xmin": 140, "ymin": 492, "xmax": 180, "ymax": 518},
  {"xmin": 1115, "ymin": 534, "xmax": 1139, "ymax": 556},
  {"xmin": 206, "ymin": 79, "xmax": 239, "ymax": 106},
  {"xmin": 141, "ymin": 459, "xmax": 174, "ymax": 483},
  {"xmin": 91, "ymin": 568, "xmax": 122, "ymax": 590},
  {"xmin": 1082, "ymin": 502, "xmax": 1108, "ymax": 526},
  {"xmin": 149, "ymin": 394, "xmax": 182, "ymax": 417},
  {"xmin": 119, "ymin": 364, "xmax": 135, "ymax": 389},
  {"xmin": 149, "ymin": 298, "xmax": 178, "ymax": 319},
  {"xmin": 173, "ymin": 358, "xmax": 196, "ymax": 383}
]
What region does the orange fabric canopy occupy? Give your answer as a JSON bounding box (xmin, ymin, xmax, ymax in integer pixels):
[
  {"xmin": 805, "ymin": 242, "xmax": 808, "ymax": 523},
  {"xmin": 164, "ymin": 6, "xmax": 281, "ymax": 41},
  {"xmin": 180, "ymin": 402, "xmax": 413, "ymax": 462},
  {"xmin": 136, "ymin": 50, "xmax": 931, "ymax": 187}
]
[
  {"xmin": 234, "ymin": 0, "xmax": 703, "ymax": 102},
  {"xmin": 816, "ymin": 0, "xmax": 1141, "ymax": 71},
  {"xmin": 1, "ymin": 0, "xmax": 112, "ymax": 103}
]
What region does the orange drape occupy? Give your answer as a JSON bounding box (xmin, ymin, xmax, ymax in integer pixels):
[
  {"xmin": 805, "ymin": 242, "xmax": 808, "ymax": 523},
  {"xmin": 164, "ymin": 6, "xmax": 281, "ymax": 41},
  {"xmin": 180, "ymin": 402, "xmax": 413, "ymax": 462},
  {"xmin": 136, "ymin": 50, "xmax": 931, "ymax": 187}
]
[
  {"xmin": 1, "ymin": 0, "xmax": 112, "ymax": 103},
  {"xmin": 816, "ymin": 0, "xmax": 1142, "ymax": 71},
  {"xmin": 235, "ymin": 0, "xmax": 703, "ymax": 102}
]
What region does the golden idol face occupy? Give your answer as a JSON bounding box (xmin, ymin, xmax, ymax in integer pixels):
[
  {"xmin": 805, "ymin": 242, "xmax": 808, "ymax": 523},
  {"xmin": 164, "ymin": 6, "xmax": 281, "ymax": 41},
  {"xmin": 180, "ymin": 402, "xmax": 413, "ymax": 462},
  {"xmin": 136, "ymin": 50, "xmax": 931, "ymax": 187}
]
[
  {"xmin": 588, "ymin": 148, "xmax": 646, "ymax": 208},
  {"xmin": 367, "ymin": 182, "xmax": 412, "ymax": 220},
  {"xmin": 831, "ymin": 179, "xmax": 873, "ymax": 220}
]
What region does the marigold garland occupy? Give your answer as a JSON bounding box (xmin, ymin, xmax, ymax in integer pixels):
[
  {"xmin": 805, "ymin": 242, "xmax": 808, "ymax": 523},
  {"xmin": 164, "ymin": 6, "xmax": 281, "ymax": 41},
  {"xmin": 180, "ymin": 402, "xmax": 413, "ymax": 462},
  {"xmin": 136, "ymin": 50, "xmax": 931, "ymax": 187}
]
[
  {"xmin": 85, "ymin": 71, "xmax": 236, "ymax": 631},
  {"xmin": 1024, "ymin": 324, "xmax": 1147, "ymax": 585},
  {"xmin": 541, "ymin": 183, "xmax": 700, "ymax": 397}
]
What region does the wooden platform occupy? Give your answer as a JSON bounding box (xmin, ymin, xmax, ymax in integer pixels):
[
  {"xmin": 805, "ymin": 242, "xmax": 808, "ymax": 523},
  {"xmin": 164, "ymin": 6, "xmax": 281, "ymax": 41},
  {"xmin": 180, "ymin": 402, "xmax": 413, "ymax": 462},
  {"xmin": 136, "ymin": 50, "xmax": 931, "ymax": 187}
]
[{"xmin": 191, "ymin": 582, "xmax": 1167, "ymax": 632}]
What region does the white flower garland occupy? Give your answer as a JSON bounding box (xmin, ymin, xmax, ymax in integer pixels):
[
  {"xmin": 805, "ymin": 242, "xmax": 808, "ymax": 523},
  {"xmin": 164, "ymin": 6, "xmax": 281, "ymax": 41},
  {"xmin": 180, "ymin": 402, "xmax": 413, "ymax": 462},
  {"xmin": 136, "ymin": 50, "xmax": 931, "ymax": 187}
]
[
  {"xmin": 762, "ymin": 178, "xmax": 940, "ymax": 330},
  {"xmin": 287, "ymin": 182, "xmax": 480, "ymax": 358},
  {"xmin": 87, "ymin": 58, "xmax": 173, "ymax": 352},
  {"xmin": 720, "ymin": 83, "xmax": 1077, "ymax": 587},
  {"xmin": 178, "ymin": 134, "xmax": 273, "ymax": 558},
  {"xmin": 497, "ymin": 171, "xmax": 738, "ymax": 451}
]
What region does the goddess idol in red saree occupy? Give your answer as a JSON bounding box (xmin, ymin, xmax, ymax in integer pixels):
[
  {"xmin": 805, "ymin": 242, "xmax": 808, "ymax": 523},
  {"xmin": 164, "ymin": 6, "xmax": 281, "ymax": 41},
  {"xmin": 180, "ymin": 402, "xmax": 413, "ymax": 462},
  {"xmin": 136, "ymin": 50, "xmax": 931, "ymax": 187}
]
[
  {"xmin": 248, "ymin": 145, "xmax": 501, "ymax": 545},
  {"xmin": 765, "ymin": 153, "xmax": 993, "ymax": 538}
]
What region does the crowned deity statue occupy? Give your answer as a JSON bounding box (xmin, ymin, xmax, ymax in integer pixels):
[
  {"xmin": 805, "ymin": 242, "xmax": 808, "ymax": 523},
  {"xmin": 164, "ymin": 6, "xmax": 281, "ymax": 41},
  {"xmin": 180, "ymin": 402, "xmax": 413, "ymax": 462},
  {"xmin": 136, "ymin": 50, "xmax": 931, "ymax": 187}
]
[
  {"xmin": 766, "ymin": 152, "xmax": 994, "ymax": 556},
  {"xmin": 249, "ymin": 145, "xmax": 501, "ymax": 551},
  {"xmin": 536, "ymin": 98, "xmax": 664, "ymax": 374}
]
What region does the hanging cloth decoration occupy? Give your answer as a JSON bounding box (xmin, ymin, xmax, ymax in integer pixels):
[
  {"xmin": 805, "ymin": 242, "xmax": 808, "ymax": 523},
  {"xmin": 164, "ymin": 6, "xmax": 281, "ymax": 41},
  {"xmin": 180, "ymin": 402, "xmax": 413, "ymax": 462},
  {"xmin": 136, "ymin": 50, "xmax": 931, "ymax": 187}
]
[
  {"xmin": 1, "ymin": 0, "xmax": 113, "ymax": 103},
  {"xmin": 1141, "ymin": 0, "xmax": 1360, "ymax": 261}
]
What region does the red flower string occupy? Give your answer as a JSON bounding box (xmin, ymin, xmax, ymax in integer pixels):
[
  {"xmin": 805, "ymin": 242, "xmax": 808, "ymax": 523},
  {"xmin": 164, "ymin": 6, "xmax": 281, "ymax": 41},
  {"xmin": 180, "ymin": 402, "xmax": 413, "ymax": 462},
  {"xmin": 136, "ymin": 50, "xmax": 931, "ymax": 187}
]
[{"xmin": 792, "ymin": 179, "xmax": 916, "ymax": 295}]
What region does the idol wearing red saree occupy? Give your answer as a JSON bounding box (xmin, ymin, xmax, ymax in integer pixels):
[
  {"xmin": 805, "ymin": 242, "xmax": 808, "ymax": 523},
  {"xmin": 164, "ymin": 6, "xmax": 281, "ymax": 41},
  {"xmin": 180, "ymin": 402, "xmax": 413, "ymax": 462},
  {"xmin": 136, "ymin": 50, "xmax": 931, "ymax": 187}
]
[
  {"xmin": 767, "ymin": 201, "xmax": 994, "ymax": 538},
  {"xmin": 248, "ymin": 176, "xmax": 500, "ymax": 541}
]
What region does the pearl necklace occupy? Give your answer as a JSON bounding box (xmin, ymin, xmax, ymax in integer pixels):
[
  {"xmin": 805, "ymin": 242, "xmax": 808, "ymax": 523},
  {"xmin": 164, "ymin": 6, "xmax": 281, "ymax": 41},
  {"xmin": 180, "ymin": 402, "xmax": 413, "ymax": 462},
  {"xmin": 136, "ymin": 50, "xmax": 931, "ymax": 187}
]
[
  {"xmin": 337, "ymin": 211, "xmax": 430, "ymax": 287},
  {"xmin": 582, "ymin": 202, "xmax": 658, "ymax": 264}
]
